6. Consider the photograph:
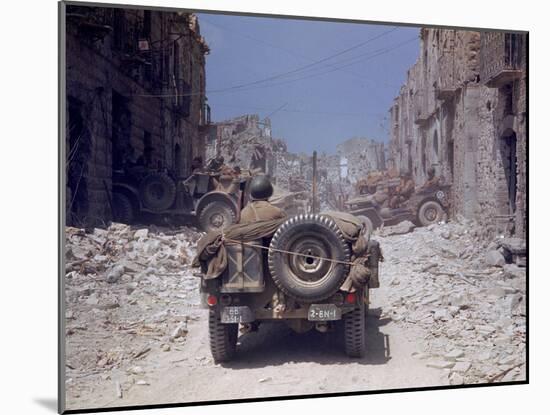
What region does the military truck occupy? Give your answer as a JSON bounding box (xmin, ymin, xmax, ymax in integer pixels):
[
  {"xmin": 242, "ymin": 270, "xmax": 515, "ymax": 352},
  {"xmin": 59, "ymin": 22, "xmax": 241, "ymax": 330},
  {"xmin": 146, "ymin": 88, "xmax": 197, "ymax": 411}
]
[
  {"xmin": 345, "ymin": 184, "xmax": 451, "ymax": 235},
  {"xmin": 111, "ymin": 164, "xmax": 246, "ymax": 232},
  {"xmin": 196, "ymin": 213, "xmax": 382, "ymax": 362}
]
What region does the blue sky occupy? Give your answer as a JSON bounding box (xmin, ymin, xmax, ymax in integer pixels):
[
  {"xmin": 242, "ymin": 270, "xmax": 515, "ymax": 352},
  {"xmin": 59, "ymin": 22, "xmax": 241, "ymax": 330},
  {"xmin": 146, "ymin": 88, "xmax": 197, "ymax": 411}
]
[{"xmin": 197, "ymin": 13, "xmax": 420, "ymax": 154}]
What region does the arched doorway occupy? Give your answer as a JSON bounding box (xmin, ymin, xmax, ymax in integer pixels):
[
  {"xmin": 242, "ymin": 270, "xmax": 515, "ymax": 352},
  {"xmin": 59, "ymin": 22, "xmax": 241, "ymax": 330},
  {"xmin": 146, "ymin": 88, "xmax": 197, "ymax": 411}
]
[{"xmin": 499, "ymin": 129, "xmax": 517, "ymax": 215}]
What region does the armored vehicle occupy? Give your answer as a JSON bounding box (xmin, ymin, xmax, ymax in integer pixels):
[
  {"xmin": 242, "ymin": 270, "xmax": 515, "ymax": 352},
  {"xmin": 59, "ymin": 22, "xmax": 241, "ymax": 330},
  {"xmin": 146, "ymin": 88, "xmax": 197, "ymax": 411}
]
[
  {"xmin": 345, "ymin": 184, "xmax": 451, "ymax": 235},
  {"xmin": 195, "ymin": 212, "xmax": 382, "ymax": 362},
  {"xmin": 111, "ymin": 164, "xmax": 245, "ymax": 233}
]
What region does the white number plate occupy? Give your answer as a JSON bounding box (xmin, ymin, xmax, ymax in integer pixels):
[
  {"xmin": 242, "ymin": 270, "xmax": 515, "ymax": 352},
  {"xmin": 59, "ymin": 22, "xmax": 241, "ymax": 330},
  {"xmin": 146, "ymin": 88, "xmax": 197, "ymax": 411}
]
[{"xmin": 308, "ymin": 304, "xmax": 342, "ymax": 321}]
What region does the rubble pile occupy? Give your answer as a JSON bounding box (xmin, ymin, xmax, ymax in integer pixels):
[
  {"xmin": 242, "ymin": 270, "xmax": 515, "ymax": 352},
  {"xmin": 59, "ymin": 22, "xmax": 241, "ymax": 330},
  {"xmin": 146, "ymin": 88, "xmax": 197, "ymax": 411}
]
[
  {"xmin": 64, "ymin": 223, "xmax": 202, "ymax": 401},
  {"xmin": 377, "ymin": 220, "xmax": 526, "ymax": 384},
  {"xmin": 205, "ymin": 114, "xmax": 282, "ymax": 175}
]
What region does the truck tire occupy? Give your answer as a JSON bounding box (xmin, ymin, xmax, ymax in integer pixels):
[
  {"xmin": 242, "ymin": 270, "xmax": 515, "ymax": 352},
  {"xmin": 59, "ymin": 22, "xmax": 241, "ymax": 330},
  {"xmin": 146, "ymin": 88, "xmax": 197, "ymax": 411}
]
[
  {"xmin": 268, "ymin": 214, "xmax": 350, "ymax": 303},
  {"xmin": 198, "ymin": 201, "xmax": 237, "ymax": 233},
  {"xmin": 139, "ymin": 172, "xmax": 176, "ymax": 211},
  {"xmin": 112, "ymin": 192, "xmax": 134, "ymax": 224},
  {"xmin": 417, "ymin": 200, "xmax": 445, "ymax": 227},
  {"xmin": 356, "ymin": 215, "xmax": 374, "ymax": 236},
  {"xmin": 208, "ymin": 311, "xmax": 238, "ymax": 363},
  {"xmin": 344, "ymin": 298, "xmax": 367, "ymax": 358}
]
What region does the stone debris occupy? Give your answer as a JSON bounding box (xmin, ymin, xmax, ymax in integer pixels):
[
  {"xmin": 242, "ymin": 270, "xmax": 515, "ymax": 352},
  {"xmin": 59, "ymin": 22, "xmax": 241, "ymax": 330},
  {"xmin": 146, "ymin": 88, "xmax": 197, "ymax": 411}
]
[
  {"xmin": 444, "ymin": 349, "xmax": 465, "ymax": 361},
  {"xmin": 378, "ymin": 219, "xmax": 526, "ymax": 384},
  {"xmin": 452, "ymin": 362, "xmax": 472, "ymax": 373},
  {"xmin": 64, "ymin": 222, "xmax": 202, "ymax": 401},
  {"xmin": 485, "ymin": 250, "xmax": 505, "ymax": 267},
  {"xmin": 449, "ymin": 372, "xmax": 465, "ymax": 385},
  {"xmin": 378, "ymin": 220, "xmax": 416, "ymax": 237},
  {"xmin": 170, "ymin": 321, "xmax": 189, "ymax": 341},
  {"xmin": 427, "ymin": 361, "xmax": 454, "ymax": 369}
]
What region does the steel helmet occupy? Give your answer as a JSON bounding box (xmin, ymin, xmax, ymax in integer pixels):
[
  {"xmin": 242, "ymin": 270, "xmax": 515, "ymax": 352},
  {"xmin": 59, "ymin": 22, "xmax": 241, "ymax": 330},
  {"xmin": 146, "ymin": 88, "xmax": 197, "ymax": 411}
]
[{"xmin": 249, "ymin": 175, "xmax": 273, "ymax": 200}]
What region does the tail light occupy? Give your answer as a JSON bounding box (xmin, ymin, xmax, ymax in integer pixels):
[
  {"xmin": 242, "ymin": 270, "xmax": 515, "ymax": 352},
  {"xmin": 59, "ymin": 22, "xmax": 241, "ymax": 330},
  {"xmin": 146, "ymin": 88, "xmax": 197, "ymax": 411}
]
[
  {"xmin": 345, "ymin": 292, "xmax": 357, "ymax": 304},
  {"xmin": 206, "ymin": 295, "xmax": 218, "ymax": 306}
]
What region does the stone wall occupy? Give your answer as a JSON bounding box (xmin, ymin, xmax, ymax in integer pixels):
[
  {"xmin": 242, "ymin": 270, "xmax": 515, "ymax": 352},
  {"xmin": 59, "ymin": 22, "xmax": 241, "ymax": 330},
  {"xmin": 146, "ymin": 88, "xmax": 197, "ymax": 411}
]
[
  {"xmin": 65, "ymin": 5, "xmax": 208, "ymax": 226},
  {"xmin": 389, "ymin": 28, "xmax": 527, "ymax": 239},
  {"xmin": 205, "ymin": 114, "xmax": 281, "ymax": 176}
]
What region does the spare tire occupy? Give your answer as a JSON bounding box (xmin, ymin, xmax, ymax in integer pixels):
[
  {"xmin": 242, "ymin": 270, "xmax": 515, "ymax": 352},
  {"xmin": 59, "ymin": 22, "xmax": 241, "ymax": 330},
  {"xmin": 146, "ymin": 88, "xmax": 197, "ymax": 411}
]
[
  {"xmin": 198, "ymin": 201, "xmax": 237, "ymax": 233},
  {"xmin": 139, "ymin": 172, "xmax": 176, "ymax": 211},
  {"xmin": 268, "ymin": 214, "xmax": 350, "ymax": 302}
]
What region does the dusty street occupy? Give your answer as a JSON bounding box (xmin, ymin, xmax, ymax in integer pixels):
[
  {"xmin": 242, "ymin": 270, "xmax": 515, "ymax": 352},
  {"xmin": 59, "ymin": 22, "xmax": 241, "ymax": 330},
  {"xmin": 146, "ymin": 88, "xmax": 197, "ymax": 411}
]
[{"xmin": 64, "ymin": 220, "xmax": 526, "ymax": 411}]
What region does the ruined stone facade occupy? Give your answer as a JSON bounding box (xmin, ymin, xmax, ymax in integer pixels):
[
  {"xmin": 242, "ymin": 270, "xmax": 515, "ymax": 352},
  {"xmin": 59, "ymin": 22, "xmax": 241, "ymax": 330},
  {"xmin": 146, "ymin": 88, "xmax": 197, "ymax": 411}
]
[
  {"xmin": 205, "ymin": 114, "xmax": 283, "ymax": 176},
  {"xmin": 204, "ymin": 113, "xmax": 386, "ymax": 211},
  {"xmin": 65, "ymin": 5, "xmax": 209, "ymax": 226},
  {"xmin": 275, "ymin": 137, "xmax": 386, "ymax": 211},
  {"xmin": 389, "ymin": 28, "xmax": 527, "ymax": 238},
  {"xmin": 336, "ymin": 137, "xmax": 386, "ymax": 184}
]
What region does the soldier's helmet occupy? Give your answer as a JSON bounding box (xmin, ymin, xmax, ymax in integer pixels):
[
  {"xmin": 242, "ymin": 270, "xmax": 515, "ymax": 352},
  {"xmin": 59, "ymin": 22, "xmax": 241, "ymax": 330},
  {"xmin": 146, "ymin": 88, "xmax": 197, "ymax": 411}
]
[{"xmin": 249, "ymin": 175, "xmax": 274, "ymax": 200}]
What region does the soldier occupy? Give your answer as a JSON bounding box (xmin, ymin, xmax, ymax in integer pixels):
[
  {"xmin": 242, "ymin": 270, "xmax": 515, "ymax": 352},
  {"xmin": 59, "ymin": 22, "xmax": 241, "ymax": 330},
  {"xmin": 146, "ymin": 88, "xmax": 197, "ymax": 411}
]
[
  {"xmin": 239, "ymin": 175, "xmax": 286, "ymax": 224},
  {"xmin": 206, "ymin": 155, "xmax": 225, "ymax": 172},
  {"xmin": 421, "ymin": 166, "xmax": 440, "ymax": 191},
  {"xmin": 356, "ymin": 178, "xmax": 369, "ymax": 195},
  {"xmin": 389, "ymin": 171, "xmax": 415, "ymax": 208}
]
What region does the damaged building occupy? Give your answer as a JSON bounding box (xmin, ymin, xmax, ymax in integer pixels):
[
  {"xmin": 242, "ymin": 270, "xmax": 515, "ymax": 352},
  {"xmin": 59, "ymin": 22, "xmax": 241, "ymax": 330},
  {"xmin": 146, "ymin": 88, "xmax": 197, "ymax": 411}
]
[
  {"xmin": 65, "ymin": 5, "xmax": 210, "ymax": 226},
  {"xmin": 336, "ymin": 137, "xmax": 386, "ymax": 184},
  {"xmin": 205, "ymin": 114, "xmax": 284, "ymax": 176},
  {"xmin": 389, "ymin": 28, "xmax": 527, "ymax": 238},
  {"xmin": 276, "ymin": 137, "xmax": 387, "ymax": 211}
]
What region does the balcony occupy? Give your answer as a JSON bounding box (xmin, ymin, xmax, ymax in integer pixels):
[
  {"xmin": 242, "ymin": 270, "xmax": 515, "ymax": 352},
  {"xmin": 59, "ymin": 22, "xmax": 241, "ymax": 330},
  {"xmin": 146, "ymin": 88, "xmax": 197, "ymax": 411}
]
[
  {"xmin": 66, "ymin": 7, "xmax": 112, "ymax": 42},
  {"xmin": 480, "ymin": 32, "xmax": 525, "ymax": 88}
]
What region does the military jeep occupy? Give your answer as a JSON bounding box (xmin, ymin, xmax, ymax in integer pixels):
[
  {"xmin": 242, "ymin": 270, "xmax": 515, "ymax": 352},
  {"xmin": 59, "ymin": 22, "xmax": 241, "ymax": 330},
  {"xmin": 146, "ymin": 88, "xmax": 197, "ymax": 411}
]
[
  {"xmin": 345, "ymin": 184, "xmax": 451, "ymax": 234},
  {"xmin": 111, "ymin": 165, "xmax": 245, "ymax": 232},
  {"xmin": 197, "ymin": 213, "xmax": 381, "ymax": 362}
]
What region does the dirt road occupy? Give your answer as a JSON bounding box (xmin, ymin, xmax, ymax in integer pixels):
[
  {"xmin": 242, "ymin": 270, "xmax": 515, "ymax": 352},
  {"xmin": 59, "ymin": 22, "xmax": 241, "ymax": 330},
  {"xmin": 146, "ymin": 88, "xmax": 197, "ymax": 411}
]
[
  {"xmin": 64, "ymin": 220, "xmax": 525, "ymax": 411},
  {"xmin": 68, "ymin": 295, "xmax": 446, "ymax": 410}
]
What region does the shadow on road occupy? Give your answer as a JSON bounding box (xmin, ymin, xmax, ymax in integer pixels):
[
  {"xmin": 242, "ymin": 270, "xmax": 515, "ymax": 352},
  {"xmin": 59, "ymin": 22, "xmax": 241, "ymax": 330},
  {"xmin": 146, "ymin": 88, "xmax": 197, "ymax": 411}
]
[{"xmin": 222, "ymin": 307, "xmax": 391, "ymax": 369}]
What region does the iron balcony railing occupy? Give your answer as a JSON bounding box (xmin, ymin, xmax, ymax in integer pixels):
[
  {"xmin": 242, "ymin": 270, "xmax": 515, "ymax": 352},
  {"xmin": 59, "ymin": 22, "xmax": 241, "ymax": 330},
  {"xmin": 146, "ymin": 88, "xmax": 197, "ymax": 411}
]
[{"xmin": 480, "ymin": 32, "xmax": 525, "ymax": 87}]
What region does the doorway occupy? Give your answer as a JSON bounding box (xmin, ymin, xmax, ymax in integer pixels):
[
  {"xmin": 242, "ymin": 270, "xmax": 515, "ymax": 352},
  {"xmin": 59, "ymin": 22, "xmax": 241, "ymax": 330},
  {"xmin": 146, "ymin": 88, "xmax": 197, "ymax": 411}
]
[
  {"xmin": 500, "ymin": 129, "xmax": 517, "ymax": 214},
  {"xmin": 67, "ymin": 96, "xmax": 91, "ymax": 226}
]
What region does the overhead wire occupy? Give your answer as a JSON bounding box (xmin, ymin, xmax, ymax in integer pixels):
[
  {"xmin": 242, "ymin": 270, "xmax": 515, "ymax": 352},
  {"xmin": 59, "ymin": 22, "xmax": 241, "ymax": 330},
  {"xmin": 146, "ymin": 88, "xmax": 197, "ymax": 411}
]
[
  {"xmin": 130, "ymin": 35, "xmax": 418, "ymax": 99},
  {"xmin": 200, "ymin": 16, "xmax": 407, "ymax": 93},
  {"xmin": 200, "ymin": 26, "xmax": 401, "ymax": 92}
]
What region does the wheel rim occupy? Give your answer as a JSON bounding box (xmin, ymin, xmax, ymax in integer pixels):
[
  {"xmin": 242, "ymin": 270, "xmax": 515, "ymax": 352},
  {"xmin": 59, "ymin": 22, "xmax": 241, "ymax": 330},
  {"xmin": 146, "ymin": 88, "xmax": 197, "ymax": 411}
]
[
  {"xmin": 286, "ymin": 233, "xmax": 333, "ymax": 284},
  {"xmin": 210, "ymin": 212, "xmax": 225, "ymax": 228},
  {"xmin": 424, "ymin": 206, "xmax": 438, "ymax": 222}
]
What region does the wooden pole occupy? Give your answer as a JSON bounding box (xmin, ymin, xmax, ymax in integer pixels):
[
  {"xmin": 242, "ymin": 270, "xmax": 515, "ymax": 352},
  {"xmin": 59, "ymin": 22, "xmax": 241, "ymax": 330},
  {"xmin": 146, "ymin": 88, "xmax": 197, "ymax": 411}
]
[{"xmin": 312, "ymin": 151, "xmax": 318, "ymax": 213}]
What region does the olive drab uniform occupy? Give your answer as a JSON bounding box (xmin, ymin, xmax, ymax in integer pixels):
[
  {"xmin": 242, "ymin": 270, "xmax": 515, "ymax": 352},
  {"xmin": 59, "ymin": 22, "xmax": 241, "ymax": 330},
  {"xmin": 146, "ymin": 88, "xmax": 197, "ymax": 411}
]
[
  {"xmin": 420, "ymin": 175, "xmax": 440, "ymax": 191},
  {"xmin": 239, "ymin": 200, "xmax": 286, "ymax": 224},
  {"xmin": 389, "ymin": 176, "xmax": 415, "ymax": 208}
]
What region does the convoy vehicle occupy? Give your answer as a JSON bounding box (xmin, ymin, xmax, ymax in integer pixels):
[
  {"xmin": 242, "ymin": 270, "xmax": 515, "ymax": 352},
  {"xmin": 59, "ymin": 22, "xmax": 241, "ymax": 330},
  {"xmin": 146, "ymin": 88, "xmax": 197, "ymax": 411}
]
[
  {"xmin": 198, "ymin": 213, "xmax": 381, "ymax": 362},
  {"xmin": 111, "ymin": 164, "xmax": 245, "ymax": 232},
  {"xmin": 345, "ymin": 184, "xmax": 451, "ymax": 235}
]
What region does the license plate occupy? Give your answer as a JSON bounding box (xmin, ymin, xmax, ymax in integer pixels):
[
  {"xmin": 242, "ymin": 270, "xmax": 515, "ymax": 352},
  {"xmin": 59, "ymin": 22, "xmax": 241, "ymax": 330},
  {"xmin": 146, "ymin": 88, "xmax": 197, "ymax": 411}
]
[
  {"xmin": 220, "ymin": 306, "xmax": 254, "ymax": 323},
  {"xmin": 308, "ymin": 304, "xmax": 342, "ymax": 321}
]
